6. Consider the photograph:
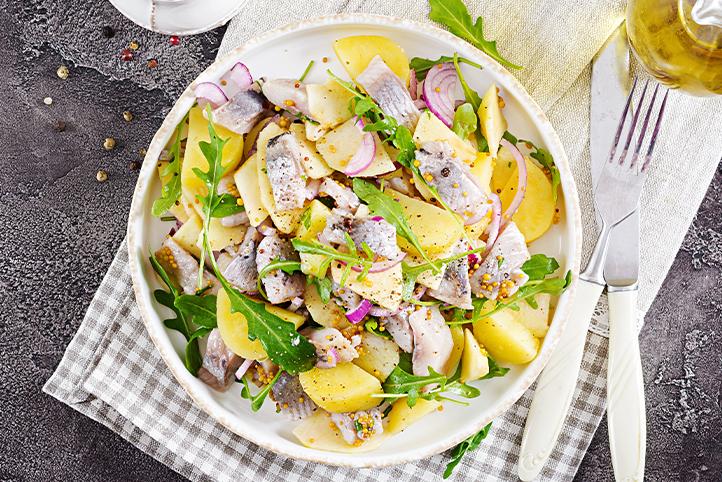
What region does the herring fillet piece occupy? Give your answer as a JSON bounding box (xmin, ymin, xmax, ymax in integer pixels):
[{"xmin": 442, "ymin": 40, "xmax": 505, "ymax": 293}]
[
  {"xmin": 210, "ymin": 89, "xmax": 266, "ymax": 135},
  {"xmin": 356, "ymin": 55, "xmax": 420, "ymax": 130},
  {"xmin": 428, "ymin": 240, "xmax": 473, "ymax": 309},
  {"xmin": 265, "ymin": 133, "xmax": 308, "ymax": 211},
  {"xmin": 408, "ymin": 305, "xmax": 453, "ymax": 376},
  {"xmin": 198, "ymin": 329, "xmax": 243, "ymax": 391},
  {"xmin": 255, "ymin": 233, "xmax": 304, "ymax": 304},
  {"xmin": 261, "ymin": 79, "xmax": 311, "ymax": 117},
  {"xmin": 223, "ymin": 227, "xmax": 261, "ymax": 292},
  {"xmin": 470, "ymin": 222, "xmax": 530, "ymax": 300},
  {"xmin": 382, "ymin": 306, "xmax": 414, "ymax": 353}
]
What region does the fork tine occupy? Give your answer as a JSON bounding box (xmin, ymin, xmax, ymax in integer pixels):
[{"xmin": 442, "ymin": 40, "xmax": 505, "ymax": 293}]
[
  {"xmin": 641, "ymin": 89, "xmax": 669, "ymax": 172},
  {"xmin": 630, "ymin": 83, "xmax": 660, "ymax": 169},
  {"xmin": 608, "ymin": 77, "xmax": 638, "ymax": 164},
  {"xmin": 619, "ymin": 80, "xmax": 649, "ymax": 165}
]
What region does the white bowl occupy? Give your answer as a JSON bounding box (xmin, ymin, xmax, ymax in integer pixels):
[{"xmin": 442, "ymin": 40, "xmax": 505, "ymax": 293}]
[{"xmin": 127, "ymin": 14, "xmax": 582, "ymax": 468}]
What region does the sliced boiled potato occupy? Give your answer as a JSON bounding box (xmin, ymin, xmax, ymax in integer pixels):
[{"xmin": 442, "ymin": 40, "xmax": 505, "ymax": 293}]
[
  {"xmin": 499, "ymin": 157, "xmax": 555, "ymax": 242},
  {"xmin": 405, "ymin": 241, "xmax": 459, "ymax": 290},
  {"xmin": 386, "ymin": 398, "xmax": 442, "ymax": 434},
  {"xmin": 470, "ymin": 151, "xmax": 494, "ymax": 194},
  {"xmin": 444, "ymin": 326, "xmax": 465, "ymax": 377},
  {"xmin": 293, "ymin": 411, "xmax": 386, "ymax": 453},
  {"xmin": 305, "ymin": 121, "xmax": 328, "ymax": 142},
  {"xmin": 199, "ymin": 217, "xmax": 246, "ymax": 251},
  {"xmin": 307, "ymin": 80, "xmax": 355, "ymax": 129},
  {"xmin": 473, "ymin": 310, "xmax": 539, "ymax": 364},
  {"xmin": 491, "ymin": 146, "xmax": 517, "ymax": 193},
  {"xmin": 413, "ymin": 110, "xmax": 478, "ymax": 165},
  {"xmin": 297, "ymin": 200, "xmax": 332, "ymax": 278},
  {"xmin": 390, "ymin": 189, "xmax": 463, "ymax": 257},
  {"xmin": 217, "ymin": 290, "xmax": 304, "ymax": 360},
  {"xmin": 333, "ymin": 35, "xmax": 410, "ymax": 86},
  {"xmin": 157, "ymin": 160, "xmax": 190, "ymax": 222},
  {"xmin": 330, "ymin": 262, "xmax": 402, "ymax": 311},
  {"xmin": 256, "ymin": 122, "xmax": 303, "ymax": 233},
  {"xmin": 288, "ymin": 123, "xmax": 334, "ymax": 179},
  {"xmin": 478, "ymin": 84, "xmax": 507, "ymax": 158},
  {"xmin": 172, "ymin": 213, "xmax": 202, "ymax": 258},
  {"xmin": 304, "ymin": 282, "xmax": 349, "ymax": 329},
  {"xmin": 461, "ymin": 328, "xmax": 489, "ymax": 382},
  {"xmin": 233, "ymin": 153, "xmax": 269, "ymax": 227},
  {"xmin": 299, "ymin": 363, "xmax": 383, "ymax": 413},
  {"xmin": 353, "ymin": 334, "xmax": 400, "ymax": 381},
  {"xmin": 181, "ymin": 106, "xmax": 244, "ymax": 207},
  {"xmin": 316, "ymin": 118, "xmax": 394, "ymax": 177},
  {"xmin": 516, "ymin": 293, "xmax": 551, "ymax": 338},
  {"xmin": 243, "ymin": 117, "xmax": 272, "ymax": 159}
]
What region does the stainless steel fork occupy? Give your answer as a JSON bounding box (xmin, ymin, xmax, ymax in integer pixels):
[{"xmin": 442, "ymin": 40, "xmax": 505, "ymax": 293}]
[{"xmin": 518, "ymin": 78, "xmax": 669, "ymax": 481}]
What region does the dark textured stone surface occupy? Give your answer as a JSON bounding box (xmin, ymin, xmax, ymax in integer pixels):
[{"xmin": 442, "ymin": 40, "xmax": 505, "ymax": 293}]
[{"xmin": 0, "ymin": 2, "xmax": 719, "ymax": 481}]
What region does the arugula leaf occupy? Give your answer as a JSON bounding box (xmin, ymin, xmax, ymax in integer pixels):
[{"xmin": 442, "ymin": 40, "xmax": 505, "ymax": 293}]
[
  {"xmin": 409, "ymin": 55, "xmax": 482, "ymax": 80},
  {"xmin": 482, "ymin": 271, "xmax": 572, "ymax": 318},
  {"xmin": 291, "ymin": 238, "xmax": 372, "ymax": 279},
  {"xmin": 352, "ymin": 178, "xmax": 437, "ymax": 270},
  {"xmin": 310, "ymin": 276, "xmax": 332, "ymax": 304},
  {"xmin": 481, "ymin": 357, "xmax": 509, "ymax": 380},
  {"xmin": 174, "ymin": 294, "xmax": 218, "ymax": 329},
  {"xmin": 429, "ymin": 0, "xmax": 521, "ymax": 70},
  {"xmin": 152, "ymin": 112, "xmax": 188, "ymax": 217},
  {"xmin": 401, "ymin": 246, "xmax": 485, "ymax": 301},
  {"xmin": 453, "ymin": 53, "xmax": 482, "ymax": 112},
  {"xmin": 211, "ymin": 193, "xmax": 245, "ymax": 218},
  {"xmin": 502, "ymin": 131, "xmax": 518, "ymax": 145},
  {"xmin": 382, "ymin": 365, "xmax": 447, "ymax": 407},
  {"xmin": 520, "ymin": 139, "xmax": 561, "ymax": 202},
  {"xmin": 452, "ymin": 103, "xmax": 478, "ymax": 141},
  {"xmin": 521, "ymin": 254, "xmax": 560, "ymax": 281},
  {"xmin": 364, "ymin": 319, "xmax": 392, "ymax": 339},
  {"xmin": 443, "ymin": 422, "xmax": 492, "ymax": 478},
  {"xmin": 256, "ymin": 258, "xmax": 302, "ymax": 300},
  {"xmin": 241, "ymin": 370, "xmax": 282, "ymax": 412}
]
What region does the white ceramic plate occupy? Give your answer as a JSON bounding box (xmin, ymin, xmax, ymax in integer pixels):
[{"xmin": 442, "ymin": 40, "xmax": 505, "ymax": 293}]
[
  {"xmin": 108, "ymin": 0, "xmax": 245, "ymax": 35},
  {"xmin": 127, "ymin": 14, "xmax": 582, "ymax": 467}
]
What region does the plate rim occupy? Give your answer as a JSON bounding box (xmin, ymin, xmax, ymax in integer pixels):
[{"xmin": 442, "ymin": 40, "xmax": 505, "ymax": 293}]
[{"xmin": 126, "ymin": 13, "xmax": 583, "ymax": 468}]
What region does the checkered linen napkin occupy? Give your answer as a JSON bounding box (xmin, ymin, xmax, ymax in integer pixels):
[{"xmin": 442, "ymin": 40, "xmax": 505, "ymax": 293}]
[{"xmin": 44, "ymin": 0, "xmax": 722, "ymax": 480}]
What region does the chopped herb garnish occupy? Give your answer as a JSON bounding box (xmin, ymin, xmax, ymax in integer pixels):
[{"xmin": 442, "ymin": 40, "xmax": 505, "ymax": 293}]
[
  {"xmin": 309, "ymin": 275, "xmax": 333, "ymax": 304},
  {"xmin": 241, "ymin": 370, "xmax": 282, "ymax": 411},
  {"xmin": 291, "ymin": 238, "xmax": 374, "ymax": 284},
  {"xmin": 409, "ymin": 55, "xmax": 482, "ymax": 80},
  {"xmin": 401, "ymin": 246, "xmax": 485, "ymax": 301},
  {"xmin": 299, "ymin": 60, "xmax": 315, "ymax": 82},
  {"xmin": 365, "ymin": 319, "xmax": 392, "ymax": 339},
  {"xmin": 520, "ymin": 138, "xmax": 561, "ymax": 202}
]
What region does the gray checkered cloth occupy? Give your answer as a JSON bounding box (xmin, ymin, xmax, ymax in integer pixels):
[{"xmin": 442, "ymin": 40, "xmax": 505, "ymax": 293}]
[{"xmin": 44, "ymin": 0, "xmax": 722, "ymax": 480}]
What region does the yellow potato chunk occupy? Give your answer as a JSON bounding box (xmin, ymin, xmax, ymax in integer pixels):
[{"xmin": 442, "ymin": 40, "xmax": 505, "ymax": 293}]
[
  {"xmin": 386, "ymin": 398, "xmax": 442, "ymax": 434},
  {"xmin": 181, "ymin": 106, "xmax": 244, "ymax": 207},
  {"xmin": 304, "ymin": 282, "xmax": 349, "ymax": 330},
  {"xmin": 333, "ymin": 35, "xmax": 410, "ymax": 86},
  {"xmin": 288, "ymin": 123, "xmax": 333, "ymax": 179},
  {"xmin": 444, "ymin": 326, "xmax": 465, "ymax": 376},
  {"xmin": 461, "ymin": 328, "xmax": 490, "ymax": 382},
  {"xmin": 330, "ymin": 262, "xmax": 402, "ymax": 311},
  {"xmin": 516, "ymin": 293, "xmax": 551, "ymax": 338},
  {"xmin": 299, "ymin": 363, "xmax": 383, "ymax": 413},
  {"xmin": 389, "ymin": 189, "xmax": 463, "ymax": 257},
  {"xmin": 198, "ymin": 217, "xmax": 246, "ymax": 252},
  {"xmin": 172, "ymin": 213, "xmax": 202, "ymax": 258},
  {"xmin": 353, "ymin": 334, "xmax": 400, "ymax": 381},
  {"xmin": 296, "ymin": 200, "xmax": 332, "ymax": 278},
  {"xmin": 473, "ymin": 310, "xmax": 539, "ymax": 364},
  {"xmin": 217, "ymin": 290, "xmax": 304, "ymax": 360},
  {"xmin": 243, "ymin": 117, "xmax": 272, "ymax": 160},
  {"xmin": 307, "ymin": 80, "xmax": 355, "ymax": 129},
  {"xmin": 470, "ymin": 151, "xmax": 494, "ymax": 194},
  {"xmin": 292, "ymin": 411, "xmax": 386, "ymax": 452},
  {"xmin": 478, "ymin": 84, "xmax": 507, "ymax": 158},
  {"xmin": 413, "ymin": 110, "xmax": 477, "ymax": 165},
  {"xmin": 233, "ymin": 153, "xmax": 269, "ymax": 227},
  {"xmin": 316, "ymin": 117, "xmax": 395, "ymax": 177},
  {"xmin": 499, "ymin": 157, "xmax": 555, "ymax": 242},
  {"xmin": 491, "ymin": 146, "xmax": 517, "ymax": 193}
]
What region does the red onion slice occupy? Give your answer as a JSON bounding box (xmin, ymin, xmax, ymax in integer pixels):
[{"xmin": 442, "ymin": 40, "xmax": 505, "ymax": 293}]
[
  {"xmin": 370, "ymin": 216, "xmax": 384, "ymax": 222},
  {"xmin": 369, "ymin": 305, "xmax": 402, "ymax": 317},
  {"xmin": 194, "ymin": 82, "xmax": 228, "ymax": 109},
  {"xmin": 422, "ymin": 63, "xmax": 458, "ymax": 127},
  {"xmin": 345, "ymin": 299, "xmax": 372, "ymax": 324},
  {"xmin": 234, "ymin": 358, "xmax": 254, "ymax": 380},
  {"xmin": 409, "ymin": 69, "xmax": 418, "ymax": 100},
  {"xmin": 484, "ymin": 193, "xmax": 502, "ymax": 255},
  {"xmin": 499, "ymin": 139, "xmax": 528, "ymax": 228},
  {"xmin": 413, "ymin": 98, "xmax": 428, "ymax": 110},
  {"xmin": 344, "ymin": 117, "xmax": 376, "ymax": 176},
  {"xmin": 219, "ymin": 62, "xmax": 253, "ymax": 98}
]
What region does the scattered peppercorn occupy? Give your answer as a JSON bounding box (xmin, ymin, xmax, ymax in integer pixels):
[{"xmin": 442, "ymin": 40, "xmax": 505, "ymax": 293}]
[
  {"xmin": 322, "ymin": 56, "xmax": 329, "ymax": 63},
  {"xmin": 121, "ymin": 49, "xmax": 133, "ymax": 61},
  {"xmin": 101, "ymin": 26, "xmax": 115, "ymax": 38},
  {"xmin": 53, "ymin": 120, "xmax": 66, "ymax": 132},
  {"xmin": 123, "ymin": 110, "xmax": 133, "ymax": 122},
  {"xmin": 169, "ymin": 35, "xmax": 180, "ymax": 46},
  {"xmin": 129, "ymin": 160, "xmax": 141, "ymax": 171},
  {"xmin": 139, "ymin": 148, "xmax": 147, "ymax": 156},
  {"xmin": 96, "ymin": 170, "xmax": 108, "ymax": 182},
  {"xmin": 147, "ymin": 58, "xmax": 159, "ymax": 69},
  {"xmin": 440, "ymin": 167, "xmax": 451, "ymax": 177},
  {"xmin": 43, "ymin": 97, "xmax": 53, "ymax": 105},
  {"xmin": 103, "ymin": 137, "xmax": 116, "ymax": 150},
  {"xmin": 129, "ymin": 40, "xmax": 140, "ymax": 51},
  {"xmin": 56, "ymin": 65, "xmax": 69, "ymax": 79}
]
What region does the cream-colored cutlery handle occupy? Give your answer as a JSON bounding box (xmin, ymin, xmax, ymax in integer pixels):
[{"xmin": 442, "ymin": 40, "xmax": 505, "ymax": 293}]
[
  {"xmin": 518, "ymin": 279, "xmax": 604, "ymax": 481},
  {"xmin": 607, "ymin": 288, "xmax": 646, "ymax": 482}
]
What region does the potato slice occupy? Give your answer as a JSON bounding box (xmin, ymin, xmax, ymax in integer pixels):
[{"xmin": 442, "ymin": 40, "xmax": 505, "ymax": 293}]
[
  {"xmin": 307, "ymin": 80, "xmax": 355, "ymax": 129},
  {"xmin": 217, "ymin": 290, "xmax": 304, "ymax": 360},
  {"xmin": 243, "ymin": 117, "xmax": 272, "ymax": 160},
  {"xmin": 478, "ymin": 84, "xmax": 507, "ymax": 158},
  {"xmin": 197, "ymin": 217, "xmax": 246, "ymax": 252},
  {"xmin": 333, "ymin": 35, "xmax": 410, "ymax": 86},
  {"xmin": 473, "ymin": 310, "xmax": 539, "ymax": 364},
  {"xmin": 389, "ymin": 189, "xmax": 463, "ymax": 257},
  {"xmin": 444, "ymin": 326, "xmax": 465, "ymax": 377},
  {"xmin": 516, "ymin": 293, "xmax": 551, "ymax": 338},
  {"xmin": 288, "ymin": 123, "xmax": 334, "ymax": 179},
  {"xmin": 293, "ymin": 411, "xmax": 386, "ymax": 453},
  {"xmin": 316, "ymin": 118, "xmax": 394, "ymax": 177},
  {"xmin": 386, "ymin": 398, "xmax": 442, "ymax": 435},
  {"xmin": 413, "ymin": 110, "xmax": 477, "ymax": 165},
  {"xmin": 296, "ymin": 200, "xmax": 332, "ymax": 278},
  {"xmin": 469, "ymin": 151, "xmax": 494, "ymax": 194},
  {"xmin": 461, "ymin": 328, "xmax": 490, "ymax": 382},
  {"xmin": 491, "ymin": 146, "xmax": 517, "ymax": 193},
  {"xmin": 499, "ymin": 157, "xmax": 555, "ymax": 242},
  {"xmin": 256, "ymin": 122, "xmax": 303, "ymax": 233},
  {"xmin": 353, "ymin": 334, "xmax": 400, "ymax": 381},
  {"xmin": 181, "ymin": 106, "xmax": 244, "ymax": 208},
  {"xmin": 299, "ymin": 363, "xmax": 383, "ymax": 413},
  {"xmin": 172, "ymin": 213, "xmax": 202, "ymax": 258},
  {"xmin": 233, "ymin": 153, "xmax": 269, "ymax": 227},
  {"xmin": 304, "ymin": 282, "xmax": 349, "ymax": 329},
  {"xmin": 330, "ymin": 262, "xmax": 402, "ymax": 311}
]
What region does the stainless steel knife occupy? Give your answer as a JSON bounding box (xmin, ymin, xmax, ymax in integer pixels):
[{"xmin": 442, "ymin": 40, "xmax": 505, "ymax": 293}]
[{"xmin": 590, "ymin": 26, "xmax": 647, "ymax": 482}]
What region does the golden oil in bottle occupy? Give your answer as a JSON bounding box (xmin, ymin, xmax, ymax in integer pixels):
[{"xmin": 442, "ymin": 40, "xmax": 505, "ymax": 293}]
[{"xmin": 627, "ymin": 0, "xmax": 722, "ymax": 96}]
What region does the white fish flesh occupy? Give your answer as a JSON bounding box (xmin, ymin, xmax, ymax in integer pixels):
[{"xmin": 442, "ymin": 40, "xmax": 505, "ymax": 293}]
[
  {"xmin": 157, "ymin": 238, "xmax": 218, "ymax": 295},
  {"xmin": 223, "ymin": 227, "xmax": 261, "ymax": 292},
  {"xmin": 382, "ymin": 305, "xmax": 414, "ymax": 353},
  {"xmin": 330, "ymin": 408, "xmax": 384, "ymax": 445},
  {"xmin": 428, "ymin": 240, "xmax": 473, "ymax": 309},
  {"xmin": 408, "ymin": 305, "xmax": 453, "ymax": 376},
  {"xmin": 318, "ymin": 210, "xmax": 400, "ymax": 259},
  {"xmin": 270, "ymin": 372, "xmax": 317, "ymax": 420},
  {"xmin": 319, "ymin": 178, "xmax": 359, "ymax": 213},
  {"xmin": 255, "ymin": 233, "xmax": 304, "ymax": 304},
  {"xmin": 198, "ymin": 329, "xmax": 243, "ymax": 391},
  {"xmin": 261, "ymin": 79, "xmax": 311, "ymax": 117},
  {"xmin": 470, "ymin": 222, "xmax": 530, "ymax": 300},
  {"xmin": 265, "ymin": 133, "xmax": 309, "ymax": 211},
  {"xmin": 356, "ymin": 55, "xmax": 420, "ymax": 130},
  {"xmin": 211, "ymin": 89, "xmax": 266, "ymax": 135},
  {"xmin": 305, "ymin": 327, "xmax": 361, "ymax": 369}
]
